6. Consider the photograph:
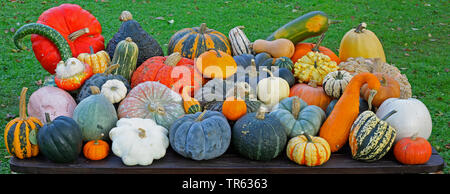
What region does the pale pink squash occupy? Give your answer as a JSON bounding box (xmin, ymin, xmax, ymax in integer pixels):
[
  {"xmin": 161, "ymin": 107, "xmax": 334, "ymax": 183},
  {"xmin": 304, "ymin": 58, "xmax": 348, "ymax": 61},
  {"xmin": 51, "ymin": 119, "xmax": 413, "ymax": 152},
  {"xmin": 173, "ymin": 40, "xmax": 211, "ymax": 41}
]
[{"xmin": 27, "ymin": 86, "xmax": 77, "ymax": 123}]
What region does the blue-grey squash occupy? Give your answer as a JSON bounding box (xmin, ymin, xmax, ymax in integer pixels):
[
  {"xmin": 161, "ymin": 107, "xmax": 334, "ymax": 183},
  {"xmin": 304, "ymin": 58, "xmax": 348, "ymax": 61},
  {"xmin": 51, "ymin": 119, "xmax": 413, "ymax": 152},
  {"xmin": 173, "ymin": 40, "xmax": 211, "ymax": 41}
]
[
  {"xmin": 169, "ymin": 110, "xmax": 231, "ymax": 160},
  {"xmin": 232, "ymin": 107, "xmax": 287, "ymax": 161},
  {"xmin": 270, "ymin": 96, "xmax": 325, "ymax": 138},
  {"xmin": 73, "ymin": 86, "xmax": 118, "ymax": 141}
]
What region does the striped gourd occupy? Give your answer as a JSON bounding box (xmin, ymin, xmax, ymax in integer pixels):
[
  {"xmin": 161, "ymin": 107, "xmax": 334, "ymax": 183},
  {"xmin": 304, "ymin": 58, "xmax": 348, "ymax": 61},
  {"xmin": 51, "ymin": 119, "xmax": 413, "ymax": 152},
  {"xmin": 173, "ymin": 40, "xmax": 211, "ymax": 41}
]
[
  {"xmin": 167, "ymin": 23, "xmax": 231, "ymax": 59},
  {"xmin": 349, "ymin": 110, "xmax": 397, "ymax": 162},
  {"xmin": 322, "ymin": 70, "xmax": 353, "ymax": 99},
  {"xmin": 228, "ymin": 26, "xmax": 253, "ymax": 56},
  {"xmin": 286, "ymin": 134, "xmax": 331, "ymax": 166},
  {"xmin": 4, "ymin": 87, "xmax": 43, "ymax": 159},
  {"xmin": 111, "ymin": 37, "xmax": 139, "ymax": 81},
  {"xmin": 181, "ymin": 86, "xmax": 202, "ymax": 114},
  {"xmin": 13, "ymin": 23, "xmax": 72, "ymax": 61}
]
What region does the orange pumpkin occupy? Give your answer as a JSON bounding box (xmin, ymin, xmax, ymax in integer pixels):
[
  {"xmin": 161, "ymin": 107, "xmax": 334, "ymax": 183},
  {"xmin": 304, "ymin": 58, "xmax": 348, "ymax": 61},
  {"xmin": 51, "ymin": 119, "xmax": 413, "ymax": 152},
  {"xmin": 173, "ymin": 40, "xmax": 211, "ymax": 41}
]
[
  {"xmin": 319, "ymin": 72, "xmax": 380, "ymax": 152},
  {"xmin": 361, "ymin": 73, "xmax": 400, "ymax": 108},
  {"xmin": 393, "ymin": 134, "xmax": 432, "ymax": 165},
  {"xmin": 222, "ymin": 84, "xmax": 248, "ymax": 121},
  {"xmin": 291, "ymin": 33, "xmax": 340, "ymax": 64},
  {"xmin": 289, "ymin": 81, "xmax": 331, "ymax": 111},
  {"xmin": 194, "ymin": 48, "xmax": 237, "ymax": 79},
  {"xmin": 83, "ymin": 137, "xmax": 110, "ymax": 161}
]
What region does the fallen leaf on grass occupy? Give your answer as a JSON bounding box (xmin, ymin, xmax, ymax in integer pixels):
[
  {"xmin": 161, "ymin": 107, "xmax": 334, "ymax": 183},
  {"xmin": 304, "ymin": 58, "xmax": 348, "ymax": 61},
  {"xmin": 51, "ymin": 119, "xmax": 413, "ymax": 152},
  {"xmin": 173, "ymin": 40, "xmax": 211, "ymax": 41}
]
[
  {"xmin": 4, "ymin": 156, "xmax": 12, "ymax": 159},
  {"xmin": 404, "ymin": 53, "xmax": 409, "ymax": 56},
  {"xmin": 435, "ymin": 111, "xmax": 443, "ymax": 117},
  {"xmin": 154, "ymin": 16, "xmax": 165, "ymax": 20},
  {"xmin": 167, "ymin": 19, "xmax": 174, "ymax": 24},
  {"xmin": 411, "ymin": 27, "xmax": 419, "ymax": 31},
  {"xmin": 445, "ymin": 68, "xmax": 449, "ymax": 72},
  {"xmin": 5, "ymin": 113, "xmax": 16, "ymax": 120}
]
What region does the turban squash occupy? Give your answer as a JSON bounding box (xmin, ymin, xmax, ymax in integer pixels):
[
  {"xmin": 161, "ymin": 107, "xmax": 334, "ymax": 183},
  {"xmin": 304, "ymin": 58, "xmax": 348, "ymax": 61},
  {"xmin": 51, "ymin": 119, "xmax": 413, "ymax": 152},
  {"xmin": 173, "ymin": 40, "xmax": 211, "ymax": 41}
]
[
  {"xmin": 168, "ymin": 23, "xmax": 232, "ymax": 59},
  {"xmin": 30, "ymin": 4, "xmax": 105, "ymax": 74}
]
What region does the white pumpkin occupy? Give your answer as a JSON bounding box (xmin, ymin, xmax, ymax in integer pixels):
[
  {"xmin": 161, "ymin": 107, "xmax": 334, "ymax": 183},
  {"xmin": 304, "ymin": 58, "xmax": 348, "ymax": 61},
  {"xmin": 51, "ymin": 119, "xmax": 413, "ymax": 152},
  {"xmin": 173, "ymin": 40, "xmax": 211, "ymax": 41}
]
[
  {"xmin": 55, "ymin": 58, "xmax": 86, "ymax": 79},
  {"xmin": 101, "ymin": 79, "xmax": 127, "ymax": 104},
  {"xmin": 257, "ymin": 68, "xmax": 290, "ymax": 106},
  {"xmin": 376, "ymin": 98, "xmax": 432, "ymax": 142},
  {"xmin": 109, "ymin": 118, "xmax": 169, "ymax": 166}
]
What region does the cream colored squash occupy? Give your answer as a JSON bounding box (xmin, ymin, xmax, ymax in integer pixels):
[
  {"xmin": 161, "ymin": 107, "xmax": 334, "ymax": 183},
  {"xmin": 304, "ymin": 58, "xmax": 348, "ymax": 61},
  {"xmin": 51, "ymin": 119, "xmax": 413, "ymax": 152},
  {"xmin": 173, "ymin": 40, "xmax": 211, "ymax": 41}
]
[
  {"xmin": 101, "ymin": 79, "xmax": 127, "ymax": 104},
  {"xmin": 257, "ymin": 68, "xmax": 290, "ymax": 106},
  {"xmin": 109, "ymin": 118, "xmax": 169, "ymax": 166},
  {"xmin": 376, "ymin": 98, "xmax": 432, "ymax": 142}
]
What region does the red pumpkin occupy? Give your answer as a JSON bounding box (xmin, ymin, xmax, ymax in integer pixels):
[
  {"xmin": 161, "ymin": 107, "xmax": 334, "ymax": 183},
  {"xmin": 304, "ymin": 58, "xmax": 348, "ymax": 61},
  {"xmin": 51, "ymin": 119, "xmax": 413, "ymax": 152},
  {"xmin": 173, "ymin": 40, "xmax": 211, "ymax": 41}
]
[
  {"xmin": 131, "ymin": 52, "xmax": 205, "ymax": 95},
  {"xmin": 289, "ymin": 81, "xmax": 331, "ymax": 111},
  {"xmin": 291, "ymin": 34, "xmax": 339, "ymax": 64},
  {"xmin": 31, "ymin": 4, "xmax": 105, "ymax": 74},
  {"xmin": 393, "ymin": 135, "xmax": 432, "ymax": 165}
]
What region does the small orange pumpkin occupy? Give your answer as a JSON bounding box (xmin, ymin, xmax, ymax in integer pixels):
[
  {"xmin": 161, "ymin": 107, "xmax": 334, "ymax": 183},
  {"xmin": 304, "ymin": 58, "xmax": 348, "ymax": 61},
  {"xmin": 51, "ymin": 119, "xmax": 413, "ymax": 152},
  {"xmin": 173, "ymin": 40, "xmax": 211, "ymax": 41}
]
[
  {"xmin": 291, "ymin": 33, "xmax": 340, "ymax": 64},
  {"xmin": 194, "ymin": 48, "xmax": 237, "ymax": 79},
  {"xmin": 83, "ymin": 135, "xmax": 110, "ymax": 161},
  {"xmin": 222, "ymin": 84, "xmax": 248, "ymax": 121},
  {"xmin": 361, "ymin": 73, "xmax": 400, "ymax": 108},
  {"xmin": 393, "ymin": 134, "xmax": 432, "ymax": 165},
  {"xmin": 289, "ymin": 80, "xmax": 331, "ymax": 111}
]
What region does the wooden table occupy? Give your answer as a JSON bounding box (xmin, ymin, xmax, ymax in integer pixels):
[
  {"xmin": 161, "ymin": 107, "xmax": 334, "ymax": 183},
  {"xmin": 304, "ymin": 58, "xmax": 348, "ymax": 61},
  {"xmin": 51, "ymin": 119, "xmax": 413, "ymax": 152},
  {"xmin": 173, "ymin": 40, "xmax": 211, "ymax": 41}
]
[{"xmin": 10, "ymin": 146, "xmax": 445, "ymax": 174}]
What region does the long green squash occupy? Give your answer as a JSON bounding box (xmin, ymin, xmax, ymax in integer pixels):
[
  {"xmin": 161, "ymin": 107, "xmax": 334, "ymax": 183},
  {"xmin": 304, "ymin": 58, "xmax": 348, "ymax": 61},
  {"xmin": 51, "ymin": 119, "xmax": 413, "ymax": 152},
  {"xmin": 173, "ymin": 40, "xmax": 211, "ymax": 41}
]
[
  {"xmin": 111, "ymin": 37, "xmax": 139, "ymax": 81},
  {"xmin": 266, "ymin": 11, "xmax": 339, "ymax": 44},
  {"xmin": 13, "ymin": 23, "xmax": 72, "ymax": 61}
]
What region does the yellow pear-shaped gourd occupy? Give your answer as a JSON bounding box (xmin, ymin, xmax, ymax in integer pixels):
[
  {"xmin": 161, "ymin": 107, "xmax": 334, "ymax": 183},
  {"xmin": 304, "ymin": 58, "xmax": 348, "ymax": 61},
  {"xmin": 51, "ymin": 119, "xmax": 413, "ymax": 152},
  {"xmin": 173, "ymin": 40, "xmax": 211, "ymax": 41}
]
[{"xmin": 339, "ymin": 22, "xmax": 386, "ymax": 62}]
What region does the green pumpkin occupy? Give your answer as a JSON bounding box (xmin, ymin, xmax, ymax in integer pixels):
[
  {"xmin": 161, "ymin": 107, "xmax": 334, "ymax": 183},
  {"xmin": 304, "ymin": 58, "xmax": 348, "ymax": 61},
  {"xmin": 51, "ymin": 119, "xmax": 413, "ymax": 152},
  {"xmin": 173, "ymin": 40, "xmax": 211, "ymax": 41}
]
[
  {"xmin": 73, "ymin": 86, "xmax": 118, "ymax": 141},
  {"xmin": 232, "ymin": 107, "xmax": 287, "ymax": 161},
  {"xmin": 111, "ymin": 37, "xmax": 139, "ymax": 81},
  {"xmin": 349, "ymin": 110, "xmax": 397, "ymax": 162},
  {"xmin": 270, "ymin": 96, "xmax": 325, "ymax": 138},
  {"xmin": 37, "ymin": 113, "xmax": 83, "ymax": 163}
]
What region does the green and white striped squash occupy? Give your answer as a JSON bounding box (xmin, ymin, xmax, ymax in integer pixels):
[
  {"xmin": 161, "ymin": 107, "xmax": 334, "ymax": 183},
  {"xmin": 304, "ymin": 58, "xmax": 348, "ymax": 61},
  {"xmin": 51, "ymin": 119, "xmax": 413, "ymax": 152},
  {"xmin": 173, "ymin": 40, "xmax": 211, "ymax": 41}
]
[
  {"xmin": 228, "ymin": 26, "xmax": 253, "ymax": 56},
  {"xmin": 111, "ymin": 37, "xmax": 139, "ymax": 81},
  {"xmin": 349, "ymin": 110, "xmax": 397, "ymax": 162},
  {"xmin": 322, "ymin": 70, "xmax": 353, "ymax": 99}
]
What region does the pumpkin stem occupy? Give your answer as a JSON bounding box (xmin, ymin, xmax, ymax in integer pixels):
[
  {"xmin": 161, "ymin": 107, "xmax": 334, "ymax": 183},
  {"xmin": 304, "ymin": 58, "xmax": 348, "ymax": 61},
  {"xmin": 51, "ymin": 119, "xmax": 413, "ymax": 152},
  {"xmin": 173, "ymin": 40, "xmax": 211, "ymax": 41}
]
[
  {"xmin": 303, "ymin": 133, "xmax": 313, "ymax": 143},
  {"xmin": 195, "ymin": 110, "xmax": 208, "ymax": 121},
  {"xmin": 90, "ymin": 86, "xmax": 101, "ymax": 95},
  {"xmin": 308, "ymin": 80, "xmax": 318, "ymax": 88},
  {"xmin": 19, "ymin": 87, "xmax": 28, "ymax": 120},
  {"xmin": 119, "ymin": 10, "xmax": 133, "ymax": 22},
  {"xmin": 255, "ymin": 107, "xmax": 267, "ymax": 120},
  {"xmin": 125, "ymin": 37, "xmax": 133, "ymax": 42},
  {"xmin": 381, "ymin": 110, "xmax": 397, "ymax": 121},
  {"xmin": 89, "ymin": 46, "xmax": 94, "ymax": 55},
  {"xmin": 355, "ymin": 22, "xmax": 367, "ymax": 33},
  {"xmin": 105, "ymin": 64, "xmax": 120, "ymax": 75},
  {"xmin": 336, "ymin": 71, "xmax": 343, "ymax": 80},
  {"xmin": 138, "ymin": 128, "xmax": 146, "ymax": 138},
  {"xmin": 367, "ymin": 89, "xmax": 377, "ymax": 111},
  {"xmin": 206, "ymin": 48, "xmax": 222, "ymax": 58},
  {"xmin": 164, "ymin": 52, "xmax": 182, "ymax": 66},
  {"xmin": 68, "ymin": 28, "xmax": 89, "ymax": 41},
  {"xmin": 199, "ymin": 23, "xmax": 208, "ymax": 34},
  {"xmin": 291, "ymin": 97, "xmax": 301, "ymax": 120},
  {"xmin": 44, "ymin": 112, "xmax": 52, "ymax": 124},
  {"xmin": 311, "ymin": 33, "xmax": 326, "ymax": 52},
  {"xmin": 262, "ymin": 68, "xmax": 274, "ymax": 78},
  {"xmin": 236, "ymin": 26, "xmax": 245, "ymax": 30},
  {"xmin": 411, "ymin": 132, "xmax": 419, "ymax": 141}
]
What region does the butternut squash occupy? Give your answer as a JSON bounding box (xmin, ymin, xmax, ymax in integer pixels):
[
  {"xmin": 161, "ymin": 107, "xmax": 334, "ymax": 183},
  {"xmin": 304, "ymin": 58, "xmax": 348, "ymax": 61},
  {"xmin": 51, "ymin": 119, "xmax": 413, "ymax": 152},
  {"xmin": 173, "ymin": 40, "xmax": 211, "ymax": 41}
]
[
  {"xmin": 251, "ymin": 38, "xmax": 295, "ymax": 58},
  {"xmin": 319, "ymin": 72, "xmax": 380, "ymax": 152}
]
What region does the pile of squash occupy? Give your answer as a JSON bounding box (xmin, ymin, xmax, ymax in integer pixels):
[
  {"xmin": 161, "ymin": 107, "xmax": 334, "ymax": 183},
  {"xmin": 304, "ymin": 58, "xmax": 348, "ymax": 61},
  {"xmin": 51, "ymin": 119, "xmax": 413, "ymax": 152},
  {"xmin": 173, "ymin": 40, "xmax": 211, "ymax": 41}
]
[{"xmin": 5, "ymin": 4, "xmax": 434, "ymax": 167}]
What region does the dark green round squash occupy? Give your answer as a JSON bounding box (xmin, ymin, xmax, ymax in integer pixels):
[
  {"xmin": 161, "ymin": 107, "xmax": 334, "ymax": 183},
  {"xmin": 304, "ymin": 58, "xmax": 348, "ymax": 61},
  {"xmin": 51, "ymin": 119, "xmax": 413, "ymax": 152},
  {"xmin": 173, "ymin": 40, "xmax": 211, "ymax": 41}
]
[
  {"xmin": 73, "ymin": 86, "xmax": 118, "ymax": 141},
  {"xmin": 273, "ymin": 67, "xmax": 295, "ymax": 87},
  {"xmin": 232, "ymin": 108, "xmax": 287, "ymax": 161},
  {"xmin": 37, "ymin": 113, "xmax": 83, "ymax": 163},
  {"xmin": 106, "ymin": 11, "xmax": 163, "ymax": 67}
]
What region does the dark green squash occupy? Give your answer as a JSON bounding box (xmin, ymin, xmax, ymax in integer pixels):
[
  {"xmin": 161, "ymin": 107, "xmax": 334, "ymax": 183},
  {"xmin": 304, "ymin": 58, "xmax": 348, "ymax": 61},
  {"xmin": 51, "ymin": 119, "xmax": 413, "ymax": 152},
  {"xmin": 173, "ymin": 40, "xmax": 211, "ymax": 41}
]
[
  {"xmin": 37, "ymin": 113, "xmax": 83, "ymax": 163},
  {"xmin": 73, "ymin": 86, "xmax": 118, "ymax": 141},
  {"xmin": 349, "ymin": 110, "xmax": 397, "ymax": 162},
  {"xmin": 273, "ymin": 67, "xmax": 295, "ymax": 87},
  {"xmin": 106, "ymin": 11, "xmax": 163, "ymax": 67},
  {"xmin": 232, "ymin": 107, "xmax": 287, "ymax": 161}
]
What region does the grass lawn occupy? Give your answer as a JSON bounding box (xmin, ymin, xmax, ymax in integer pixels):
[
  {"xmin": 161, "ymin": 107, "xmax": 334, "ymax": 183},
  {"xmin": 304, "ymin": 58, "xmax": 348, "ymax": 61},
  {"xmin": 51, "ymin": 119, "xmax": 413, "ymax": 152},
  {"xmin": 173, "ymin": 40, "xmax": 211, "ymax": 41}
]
[{"xmin": 0, "ymin": 0, "xmax": 448, "ymax": 174}]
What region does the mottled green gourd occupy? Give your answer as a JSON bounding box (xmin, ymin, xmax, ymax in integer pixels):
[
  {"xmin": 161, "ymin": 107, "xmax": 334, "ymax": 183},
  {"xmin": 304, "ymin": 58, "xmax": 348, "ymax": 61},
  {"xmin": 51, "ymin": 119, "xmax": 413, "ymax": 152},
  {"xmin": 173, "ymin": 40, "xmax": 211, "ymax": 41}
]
[
  {"xmin": 111, "ymin": 37, "xmax": 139, "ymax": 81},
  {"xmin": 13, "ymin": 23, "xmax": 72, "ymax": 61}
]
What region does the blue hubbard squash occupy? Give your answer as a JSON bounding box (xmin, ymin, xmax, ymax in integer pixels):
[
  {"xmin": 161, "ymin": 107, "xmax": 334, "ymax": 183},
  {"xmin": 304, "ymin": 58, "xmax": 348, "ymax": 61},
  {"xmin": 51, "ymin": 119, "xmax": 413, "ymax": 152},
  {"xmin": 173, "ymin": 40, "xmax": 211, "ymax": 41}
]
[
  {"xmin": 269, "ymin": 96, "xmax": 325, "ymax": 138},
  {"xmin": 169, "ymin": 110, "xmax": 231, "ymax": 160},
  {"xmin": 37, "ymin": 113, "xmax": 83, "ymax": 163},
  {"xmin": 73, "ymin": 86, "xmax": 118, "ymax": 141},
  {"xmin": 232, "ymin": 107, "xmax": 287, "ymax": 161}
]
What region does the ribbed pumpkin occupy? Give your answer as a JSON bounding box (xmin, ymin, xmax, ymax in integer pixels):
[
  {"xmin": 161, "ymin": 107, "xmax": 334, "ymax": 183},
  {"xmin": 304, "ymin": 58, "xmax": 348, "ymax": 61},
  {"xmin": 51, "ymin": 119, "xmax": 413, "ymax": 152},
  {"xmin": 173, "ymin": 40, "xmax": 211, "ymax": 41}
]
[
  {"xmin": 111, "ymin": 37, "xmax": 139, "ymax": 81},
  {"xmin": 270, "ymin": 96, "xmax": 326, "ymax": 138},
  {"xmin": 349, "ymin": 110, "xmax": 397, "ymax": 162},
  {"xmin": 4, "ymin": 87, "xmax": 42, "ymax": 159},
  {"xmin": 169, "ymin": 110, "xmax": 231, "ymax": 160},
  {"xmin": 361, "ymin": 73, "xmax": 400, "ymax": 108},
  {"xmin": 319, "ymin": 72, "xmax": 380, "ymax": 152},
  {"xmin": 322, "ymin": 70, "xmax": 353, "ymax": 99},
  {"xmin": 37, "ymin": 113, "xmax": 83, "ymax": 163},
  {"xmin": 77, "ymin": 46, "xmax": 111, "ymax": 74},
  {"xmin": 83, "ymin": 135, "xmax": 110, "ymax": 161},
  {"xmin": 293, "ymin": 51, "xmax": 338, "ymax": 85},
  {"xmin": 291, "ymin": 33, "xmax": 340, "ymax": 64},
  {"xmin": 228, "ymin": 26, "xmax": 253, "ymax": 56},
  {"xmin": 131, "ymin": 52, "xmax": 204, "ymax": 95},
  {"xmin": 393, "ymin": 134, "xmax": 432, "ymax": 165},
  {"xmin": 73, "ymin": 86, "xmax": 118, "ymax": 141},
  {"xmin": 168, "ymin": 23, "xmax": 231, "ymax": 59},
  {"xmin": 222, "ymin": 84, "xmax": 248, "ymax": 121},
  {"xmin": 118, "ymin": 81, "xmax": 185, "ymax": 129},
  {"xmin": 195, "ymin": 49, "xmax": 237, "ymax": 79},
  {"xmin": 289, "ymin": 81, "xmax": 331, "ymax": 111},
  {"xmin": 232, "ymin": 107, "xmax": 287, "ymax": 161},
  {"xmin": 286, "ymin": 134, "xmax": 331, "ymax": 166},
  {"xmin": 339, "ymin": 22, "xmax": 386, "ymax": 62}
]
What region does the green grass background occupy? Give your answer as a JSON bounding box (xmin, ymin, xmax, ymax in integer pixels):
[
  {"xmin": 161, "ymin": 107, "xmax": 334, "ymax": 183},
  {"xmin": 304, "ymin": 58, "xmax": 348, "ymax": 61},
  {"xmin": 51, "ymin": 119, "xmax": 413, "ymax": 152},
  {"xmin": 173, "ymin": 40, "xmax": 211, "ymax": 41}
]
[{"xmin": 0, "ymin": 0, "xmax": 448, "ymax": 174}]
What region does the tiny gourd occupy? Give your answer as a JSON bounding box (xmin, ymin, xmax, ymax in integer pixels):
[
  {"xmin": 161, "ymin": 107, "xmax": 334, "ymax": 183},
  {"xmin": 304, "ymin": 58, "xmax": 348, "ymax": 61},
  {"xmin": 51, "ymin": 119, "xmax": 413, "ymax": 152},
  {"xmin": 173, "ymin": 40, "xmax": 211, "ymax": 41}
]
[
  {"xmin": 77, "ymin": 46, "xmax": 111, "ymax": 74},
  {"xmin": 101, "ymin": 79, "xmax": 128, "ymax": 104},
  {"xmin": 286, "ymin": 134, "xmax": 331, "ymax": 166}
]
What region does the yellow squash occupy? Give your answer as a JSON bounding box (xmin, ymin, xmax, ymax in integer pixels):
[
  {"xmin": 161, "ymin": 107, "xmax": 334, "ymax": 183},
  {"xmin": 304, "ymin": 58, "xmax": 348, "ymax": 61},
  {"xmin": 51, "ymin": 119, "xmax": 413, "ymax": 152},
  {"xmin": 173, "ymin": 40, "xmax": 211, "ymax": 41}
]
[
  {"xmin": 77, "ymin": 46, "xmax": 111, "ymax": 74},
  {"xmin": 293, "ymin": 51, "xmax": 338, "ymax": 85},
  {"xmin": 339, "ymin": 22, "xmax": 386, "ymax": 62}
]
